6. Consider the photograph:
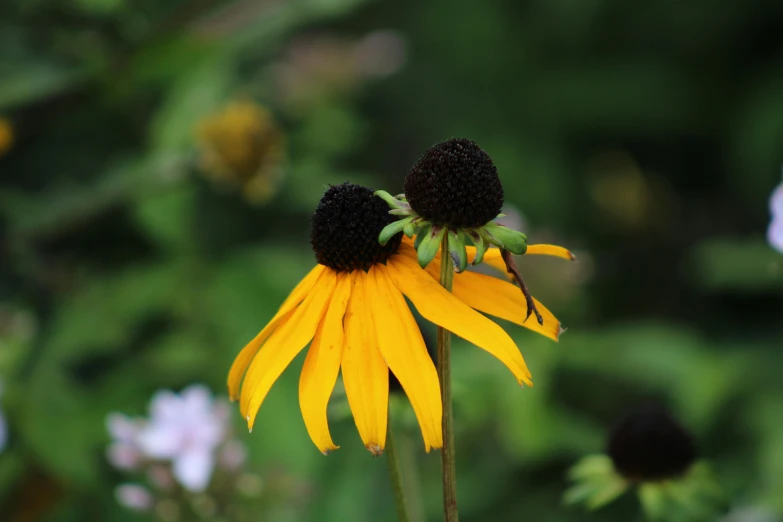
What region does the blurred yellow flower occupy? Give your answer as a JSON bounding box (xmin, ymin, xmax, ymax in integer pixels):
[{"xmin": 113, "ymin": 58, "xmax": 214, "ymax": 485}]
[
  {"xmin": 0, "ymin": 118, "xmax": 14, "ymax": 157},
  {"xmin": 196, "ymin": 101, "xmax": 285, "ymax": 204}
]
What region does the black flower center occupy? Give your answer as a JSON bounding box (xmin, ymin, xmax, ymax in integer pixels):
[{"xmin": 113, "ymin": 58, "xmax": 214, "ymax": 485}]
[
  {"xmin": 311, "ymin": 182, "xmax": 402, "ymax": 272},
  {"xmin": 607, "ymin": 404, "xmax": 697, "ymax": 482},
  {"xmin": 403, "ymin": 138, "xmax": 504, "ymax": 229}
]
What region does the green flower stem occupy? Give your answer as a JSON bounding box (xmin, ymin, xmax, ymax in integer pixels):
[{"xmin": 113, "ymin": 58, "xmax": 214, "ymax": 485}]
[
  {"xmin": 399, "ymin": 431, "xmax": 426, "ymax": 522},
  {"xmin": 438, "ymin": 234, "xmax": 459, "ymax": 522},
  {"xmin": 386, "ymin": 413, "xmax": 411, "ymax": 522}
]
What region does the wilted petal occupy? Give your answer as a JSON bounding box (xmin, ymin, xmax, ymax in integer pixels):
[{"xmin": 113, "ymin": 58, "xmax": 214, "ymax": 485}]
[
  {"xmin": 173, "ymin": 449, "xmax": 215, "ymax": 492},
  {"xmin": 115, "ymin": 484, "xmax": 153, "ymax": 512}
]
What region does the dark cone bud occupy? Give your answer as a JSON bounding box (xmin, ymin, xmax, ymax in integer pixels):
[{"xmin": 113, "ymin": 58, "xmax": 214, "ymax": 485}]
[
  {"xmin": 311, "ymin": 182, "xmax": 402, "ymax": 272},
  {"xmin": 607, "ymin": 403, "xmax": 697, "ymax": 482},
  {"xmin": 404, "ymin": 138, "xmax": 504, "ymax": 229}
]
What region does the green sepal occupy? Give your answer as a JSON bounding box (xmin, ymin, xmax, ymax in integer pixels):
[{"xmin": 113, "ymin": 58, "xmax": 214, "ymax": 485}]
[
  {"xmin": 414, "ymin": 223, "xmax": 431, "ymax": 250},
  {"xmin": 374, "ymin": 190, "xmax": 405, "ymax": 209},
  {"xmin": 468, "ymin": 230, "xmax": 489, "ymax": 265},
  {"xmin": 378, "ymin": 216, "xmax": 413, "ymax": 246},
  {"xmin": 484, "ymin": 223, "xmax": 528, "ymax": 255},
  {"xmin": 389, "ymin": 208, "xmax": 412, "ymax": 216},
  {"xmin": 417, "ymin": 226, "xmax": 445, "ymax": 269},
  {"xmin": 448, "ymin": 230, "xmax": 468, "ymax": 272},
  {"xmin": 403, "ymin": 221, "xmax": 417, "ymax": 238}
]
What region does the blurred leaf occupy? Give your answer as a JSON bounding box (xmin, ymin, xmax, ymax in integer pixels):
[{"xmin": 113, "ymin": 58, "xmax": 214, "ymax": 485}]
[
  {"xmin": 689, "ymin": 238, "xmax": 783, "ymax": 290},
  {"xmin": 149, "ymin": 52, "xmax": 233, "ymax": 152},
  {"xmin": 0, "ymin": 62, "xmax": 86, "ymax": 110}
]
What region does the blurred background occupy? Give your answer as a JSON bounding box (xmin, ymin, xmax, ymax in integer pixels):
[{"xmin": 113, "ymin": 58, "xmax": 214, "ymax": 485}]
[{"xmin": 1, "ymin": 0, "xmax": 782, "ymax": 520}]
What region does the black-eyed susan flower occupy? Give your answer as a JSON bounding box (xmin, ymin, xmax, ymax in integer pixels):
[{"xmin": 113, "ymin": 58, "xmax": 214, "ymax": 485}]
[
  {"xmin": 376, "ymin": 138, "xmax": 557, "ymax": 324},
  {"xmin": 377, "ymin": 138, "xmax": 529, "ymax": 267},
  {"xmin": 565, "ymin": 404, "xmax": 725, "ymax": 521},
  {"xmin": 196, "ymin": 101, "xmax": 285, "ymax": 204},
  {"xmin": 228, "ymin": 182, "xmax": 571, "ymax": 455},
  {"xmin": 0, "ymin": 117, "xmax": 14, "ymax": 157}
]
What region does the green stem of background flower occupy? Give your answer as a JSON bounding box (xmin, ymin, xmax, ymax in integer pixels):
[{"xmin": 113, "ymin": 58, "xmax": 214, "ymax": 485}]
[
  {"xmin": 386, "ymin": 413, "xmax": 411, "ymax": 522},
  {"xmin": 438, "ymin": 234, "xmax": 459, "ymax": 522}
]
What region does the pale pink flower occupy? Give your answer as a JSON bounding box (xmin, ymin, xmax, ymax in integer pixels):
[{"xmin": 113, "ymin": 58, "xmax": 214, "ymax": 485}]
[
  {"xmin": 115, "ymin": 484, "xmax": 153, "ymax": 512},
  {"xmin": 106, "ymin": 413, "xmax": 144, "ymax": 470},
  {"xmin": 135, "ymin": 385, "xmax": 229, "ymax": 492},
  {"xmin": 0, "ymin": 381, "xmax": 7, "ymax": 453},
  {"xmin": 768, "ymin": 182, "xmax": 783, "ymax": 253}
]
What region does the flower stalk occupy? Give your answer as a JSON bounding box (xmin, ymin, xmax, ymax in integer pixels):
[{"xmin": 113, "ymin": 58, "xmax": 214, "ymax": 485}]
[
  {"xmin": 386, "ymin": 415, "xmax": 411, "ymax": 522},
  {"xmin": 437, "ymin": 233, "xmax": 459, "ymax": 522}
]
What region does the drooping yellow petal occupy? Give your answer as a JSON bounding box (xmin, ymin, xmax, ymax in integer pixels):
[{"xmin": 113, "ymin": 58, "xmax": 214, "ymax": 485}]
[
  {"xmin": 452, "ymin": 270, "xmax": 563, "ymax": 342},
  {"xmin": 241, "ymin": 269, "xmax": 337, "ymax": 430},
  {"xmin": 387, "ymin": 254, "xmax": 532, "ymax": 386},
  {"xmin": 404, "ymin": 235, "xmax": 574, "ymax": 274},
  {"xmin": 341, "ymin": 270, "xmax": 389, "ymax": 455},
  {"xmin": 228, "ymin": 264, "xmax": 326, "ymax": 400},
  {"xmin": 298, "ymin": 272, "xmax": 352, "ymax": 454},
  {"xmin": 370, "ymin": 265, "xmax": 442, "ymax": 452},
  {"xmin": 525, "ymin": 244, "xmax": 576, "ymax": 261}
]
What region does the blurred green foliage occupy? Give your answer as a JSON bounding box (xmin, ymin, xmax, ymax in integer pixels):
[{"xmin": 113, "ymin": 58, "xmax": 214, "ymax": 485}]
[{"xmin": 1, "ymin": 0, "xmax": 783, "ymax": 521}]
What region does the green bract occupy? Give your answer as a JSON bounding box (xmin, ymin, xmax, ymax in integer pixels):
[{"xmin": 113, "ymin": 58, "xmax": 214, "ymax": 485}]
[{"xmin": 374, "ymin": 190, "xmax": 528, "ymax": 273}]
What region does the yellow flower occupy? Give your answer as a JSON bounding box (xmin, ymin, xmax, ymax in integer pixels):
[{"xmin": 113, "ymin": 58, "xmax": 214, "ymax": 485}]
[
  {"xmin": 0, "ymin": 118, "xmax": 14, "ymax": 157},
  {"xmin": 196, "ymin": 101, "xmax": 285, "ymax": 203},
  {"xmin": 228, "ymin": 183, "xmax": 572, "ymax": 455}
]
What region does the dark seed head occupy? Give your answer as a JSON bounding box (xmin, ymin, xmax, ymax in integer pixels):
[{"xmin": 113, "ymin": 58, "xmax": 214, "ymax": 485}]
[
  {"xmin": 311, "ymin": 182, "xmax": 402, "ymax": 272},
  {"xmin": 403, "ymin": 138, "xmax": 504, "ymax": 229},
  {"xmin": 607, "ymin": 403, "xmax": 697, "ymax": 482}
]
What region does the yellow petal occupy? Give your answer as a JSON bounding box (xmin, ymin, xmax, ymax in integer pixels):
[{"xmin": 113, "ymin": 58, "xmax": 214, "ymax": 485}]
[
  {"xmin": 228, "ymin": 264, "xmax": 326, "ymax": 400},
  {"xmin": 466, "ymin": 247, "xmax": 508, "ymax": 274},
  {"xmin": 298, "ymin": 272, "xmax": 352, "ymax": 454},
  {"xmin": 387, "ymin": 254, "xmax": 532, "ymax": 385},
  {"xmin": 241, "ymin": 269, "xmax": 337, "ymax": 430},
  {"xmin": 341, "ymin": 270, "xmax": 389, "ymax": 455},
  {"xmin": 525, "ymin": 244, "xmax": 576, "ymax": 261},
  {"xmin": 452, "ymin": 270, "xmax": 563, "ymax": 342},
  {"xmin": 370, "ymin": 265, "xmax": 442, "ymax": 452}
]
